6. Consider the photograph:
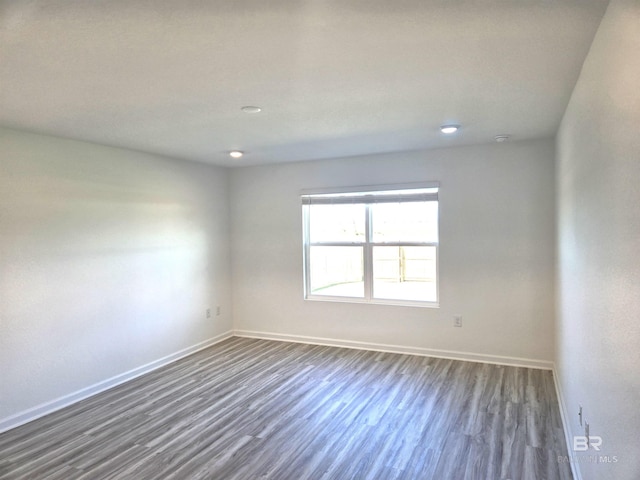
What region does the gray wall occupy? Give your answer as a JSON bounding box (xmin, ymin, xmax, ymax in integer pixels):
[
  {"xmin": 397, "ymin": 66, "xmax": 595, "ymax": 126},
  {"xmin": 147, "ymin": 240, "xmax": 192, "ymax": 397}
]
[
  {"xmin": 0, "ymin": 128, "xmax": 232, "ymax": 424},
  {"xmin": 231, "ymin": 139, "xmax": 556, "ymax": 363},
  {"xmin": 556, "ymin": 0, "xmax": 640, "ymax": 478}
]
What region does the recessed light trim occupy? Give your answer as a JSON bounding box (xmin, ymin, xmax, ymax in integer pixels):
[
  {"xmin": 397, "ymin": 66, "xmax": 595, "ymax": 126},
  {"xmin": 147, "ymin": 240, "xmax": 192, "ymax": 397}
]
[
  {"xmin": 440, "ymin": 124, "xmax": 460, "ymax": 134},
  {"xmin": 229, "ymin": 150, "xmax": 244, "ymax": 158},
  {"xmin": 494, "ymin": 135, "xmax": 510, "ymax": 143},
  {"xmin": 241, "ymin": 106, "xmax": 262, "ymax": 113}
]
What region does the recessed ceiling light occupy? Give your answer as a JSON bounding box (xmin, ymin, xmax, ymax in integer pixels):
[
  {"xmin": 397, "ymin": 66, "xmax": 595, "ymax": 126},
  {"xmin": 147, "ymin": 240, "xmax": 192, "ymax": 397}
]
[
  {"xmin": 241, "ymin": 106, "xmax": 262, "ymax": 113},
  {"xmin": 440, "ymin": 125, "xmax": 460, "ymax": 134},
  {"xmin": 494, "ymin": 135, "xmax": 510, "ymax": 143},
  {"xmin": 229, "ymin": 151, "xmax": 244, "ymax": 158}
]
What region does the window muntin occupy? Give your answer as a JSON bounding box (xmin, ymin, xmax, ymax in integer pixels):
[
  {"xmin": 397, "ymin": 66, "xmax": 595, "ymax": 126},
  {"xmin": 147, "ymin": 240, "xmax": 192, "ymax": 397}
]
[{"xmin": 302, "ymin": 185, "xmax": 439, "ymax": 306}]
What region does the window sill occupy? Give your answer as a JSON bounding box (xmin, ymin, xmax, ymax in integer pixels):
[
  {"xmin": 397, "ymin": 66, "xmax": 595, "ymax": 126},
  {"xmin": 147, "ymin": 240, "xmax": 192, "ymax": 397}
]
[{"xmin": 304, "ymin": 295, "xmax": 440, "ymax": 309}]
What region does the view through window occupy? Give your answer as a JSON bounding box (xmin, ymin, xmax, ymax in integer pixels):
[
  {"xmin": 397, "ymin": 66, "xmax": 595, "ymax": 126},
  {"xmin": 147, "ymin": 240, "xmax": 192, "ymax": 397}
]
[{"xmin": 302, "ymin": 185, "xmax": 439, "ymax": 306}]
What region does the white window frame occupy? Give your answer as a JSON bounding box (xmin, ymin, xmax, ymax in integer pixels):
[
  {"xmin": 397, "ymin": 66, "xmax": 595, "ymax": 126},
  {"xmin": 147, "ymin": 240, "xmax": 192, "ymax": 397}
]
[{"xmin": 302, "ymin": 182, "xmax": 440, "ymax": 308}]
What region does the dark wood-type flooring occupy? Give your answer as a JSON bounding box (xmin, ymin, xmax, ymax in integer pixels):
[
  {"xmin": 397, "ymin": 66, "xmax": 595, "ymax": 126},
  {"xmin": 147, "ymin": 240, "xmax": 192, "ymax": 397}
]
[{"xmin": 0, "ymin": 337, "xmax": 572, "ymax": 479}]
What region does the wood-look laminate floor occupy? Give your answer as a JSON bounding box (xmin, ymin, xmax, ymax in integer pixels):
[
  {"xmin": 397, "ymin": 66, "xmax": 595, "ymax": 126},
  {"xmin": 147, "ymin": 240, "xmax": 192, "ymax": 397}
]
[{"xmin": 0, "ymin": 337, "xmax": 572, "ymax": 480}]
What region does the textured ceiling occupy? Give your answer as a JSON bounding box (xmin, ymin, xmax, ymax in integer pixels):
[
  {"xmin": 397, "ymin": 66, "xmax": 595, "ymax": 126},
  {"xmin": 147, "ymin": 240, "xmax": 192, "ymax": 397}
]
[{"xmin": 0, "ymin": 0, "xmax": 608, "ymax": 167}]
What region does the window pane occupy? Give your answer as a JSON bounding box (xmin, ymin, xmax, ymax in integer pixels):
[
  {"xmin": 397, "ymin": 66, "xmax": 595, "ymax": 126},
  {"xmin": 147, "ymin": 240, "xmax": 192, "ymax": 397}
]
[
  {"xmin": 309, "ymin": 204, "xmax": 365, "ymax": 243},
  {"xmin": 310, "ymin": 246, "xmax": 364, "ymax": 297},
  {"xmin": 372, "ymin": 246, "xmax": 437, "ymax": 302},
  {"xmin": 371, "ymin": 201, "xmax": 438, "ymax": 243}
]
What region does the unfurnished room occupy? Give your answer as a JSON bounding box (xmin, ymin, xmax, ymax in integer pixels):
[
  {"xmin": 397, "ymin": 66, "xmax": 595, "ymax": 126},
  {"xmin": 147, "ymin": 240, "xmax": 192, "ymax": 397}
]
[{"xmin": 0, "ymin": 1, "xmax": 639, "ymax": 479}]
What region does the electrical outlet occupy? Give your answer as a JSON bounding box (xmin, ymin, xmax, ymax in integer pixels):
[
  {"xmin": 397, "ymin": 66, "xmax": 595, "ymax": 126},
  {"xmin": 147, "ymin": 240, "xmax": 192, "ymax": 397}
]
[
  {"xmin": 216, "ymin": 306, "xmax": 221, "ymax": 316},
  {"xmin": 454, "ymin": 315, "xmax": 462, "ymax": 327},
  {"xmin": 578, "ymin": 405, "xmax": 583, "ymax": 426},
  {"xmin": 206, "ymin": 308, "xmax": 211, "ymax": 319}
]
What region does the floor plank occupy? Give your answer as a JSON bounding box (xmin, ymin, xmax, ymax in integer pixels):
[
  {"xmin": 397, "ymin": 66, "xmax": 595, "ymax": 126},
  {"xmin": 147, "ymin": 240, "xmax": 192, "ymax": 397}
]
[{"xmin": 0, "ymin": 337, "xmax": 571, "ymax": 479}]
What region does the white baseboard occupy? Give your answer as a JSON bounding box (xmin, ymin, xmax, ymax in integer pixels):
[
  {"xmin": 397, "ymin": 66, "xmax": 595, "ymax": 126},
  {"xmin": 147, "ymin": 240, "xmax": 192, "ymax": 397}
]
[
  {"xmin": 0, "ymin": 329, "xmax": 556, "ymax": 437},
  {"xmin": 553, "ymin": 366, "xmax": 583, "ymax": 480},
  {"xmin": 0, "ymin": 330, "xmax": 234, "ymax": 434},
  {"xmin": 234, "ymin": 329, "xmax": 554, "ymax": 370}
]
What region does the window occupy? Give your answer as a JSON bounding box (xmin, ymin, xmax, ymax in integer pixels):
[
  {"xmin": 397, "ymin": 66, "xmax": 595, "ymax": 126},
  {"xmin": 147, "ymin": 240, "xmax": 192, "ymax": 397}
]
[{"xmin": 302, "ymin": 184, "xmax": 439, "ymax": 306}]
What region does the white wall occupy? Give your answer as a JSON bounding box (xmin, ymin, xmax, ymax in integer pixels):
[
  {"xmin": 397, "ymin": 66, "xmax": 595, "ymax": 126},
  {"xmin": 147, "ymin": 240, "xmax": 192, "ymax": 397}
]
[
  {"xmin": 0, "ymin": 128, "xmax": 232, "ymax": 426},
  {"xmin": 556, "ymin": 1, "xmax": 640, "ymax": 478},
  {"xmin": 230, "ymin": 139, "xmax": 556, "ymax": 363}
]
